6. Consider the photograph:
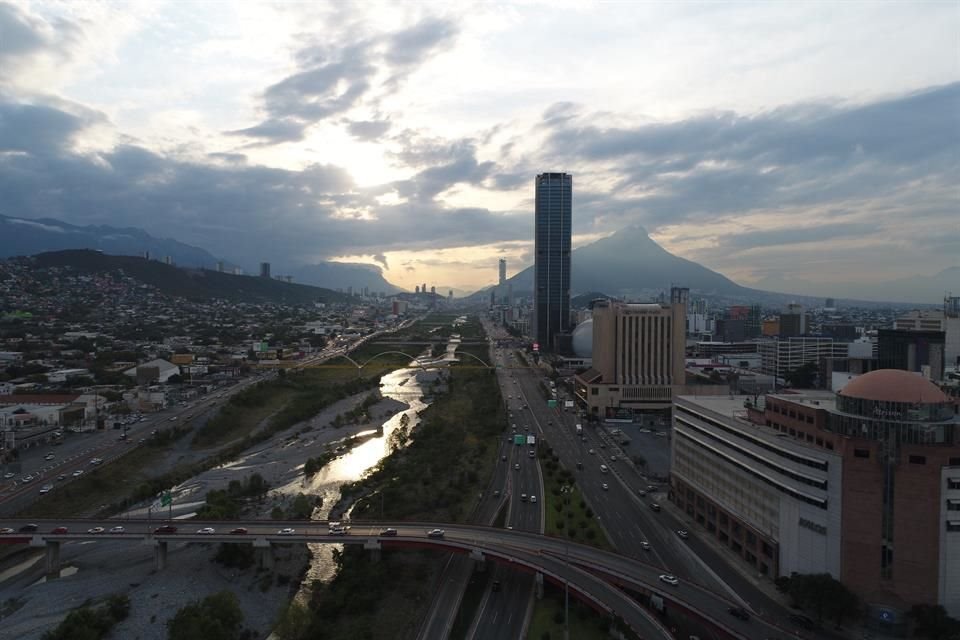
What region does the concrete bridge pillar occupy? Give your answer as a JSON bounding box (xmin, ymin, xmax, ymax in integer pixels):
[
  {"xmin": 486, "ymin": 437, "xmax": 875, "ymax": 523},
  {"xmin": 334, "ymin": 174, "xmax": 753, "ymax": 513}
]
[
  {"xmin": 535, "ymin": 572, "xmax": 544, "ymax": 599},
  {"xmin": 364, "ymin": 538, "xmax": 382, "ymax": 563},
  {"xmin": 44, "ymin": 541, "xmax": 61, "ymax": 579},
  {"xmin": 154, "ymin": 540, "xmax": 168, "ymax": 571},
  {"xmin": 256, "ymin": 545, "xmax": 275, "ymax": 569}
]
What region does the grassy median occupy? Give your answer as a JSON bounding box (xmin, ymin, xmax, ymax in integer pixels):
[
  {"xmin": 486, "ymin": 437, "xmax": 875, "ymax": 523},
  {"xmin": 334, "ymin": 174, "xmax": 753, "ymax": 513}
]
[{"xmin": 539, "ymin": 452, "xmax": 614, "ymax": 552}]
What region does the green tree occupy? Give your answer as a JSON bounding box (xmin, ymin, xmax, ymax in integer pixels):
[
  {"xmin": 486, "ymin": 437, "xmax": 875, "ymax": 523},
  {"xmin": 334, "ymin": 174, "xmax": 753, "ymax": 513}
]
[
  {"xmin": 274, "ymin": 600, "xmax": 311, "ymax": 640},
  {"xmin": 910, "ymin": 604, "xmax": 960, "ymax": 640},
  {"xmin": 785, "ymin": 361, "xmax": 819, "ymax": 389},
  {"xmin": 167, "ymin": 591, "xmax": 244, "ymax": 640}
]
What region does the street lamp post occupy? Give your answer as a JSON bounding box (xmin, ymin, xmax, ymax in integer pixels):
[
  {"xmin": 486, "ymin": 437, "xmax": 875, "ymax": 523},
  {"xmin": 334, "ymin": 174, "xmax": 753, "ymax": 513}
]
[{"xmin": 564, "ymin": 539, "xmax": 570, "ymax": 640}]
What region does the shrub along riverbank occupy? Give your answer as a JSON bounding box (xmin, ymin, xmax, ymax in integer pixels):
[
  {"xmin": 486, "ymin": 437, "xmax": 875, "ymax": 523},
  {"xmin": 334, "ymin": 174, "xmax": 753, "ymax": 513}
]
[{"xmin": 274, "ymin": 320, "xmax": 506, "ymax": 640}]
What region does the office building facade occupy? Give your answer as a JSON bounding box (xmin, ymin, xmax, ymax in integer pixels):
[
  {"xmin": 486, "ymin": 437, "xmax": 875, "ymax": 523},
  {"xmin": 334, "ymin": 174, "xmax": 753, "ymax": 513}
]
[
  {"xmin": 673, "ymin": 369, "xmax": 960, "ymax": 629},
  {"xmin": 259, "ymin": 262, "xmax": 271, "ymax": 278},
  {"xmin": 895, "ymin": 307, "xmax": 960, "ymax": 374},
  {"xmin": 878, "ymin": 329, "xmax": 946, "ymax": 381},
  {"xmin": 534, "ymin": 172, "xmax": 572, "ymax": 351},
  {"xmin": 758, "ymin": 336, "xmax": 840, "ymax": 380},
  {"xmin": 576, "ymin": 287, "xmax": 687, "ymax": 416}
]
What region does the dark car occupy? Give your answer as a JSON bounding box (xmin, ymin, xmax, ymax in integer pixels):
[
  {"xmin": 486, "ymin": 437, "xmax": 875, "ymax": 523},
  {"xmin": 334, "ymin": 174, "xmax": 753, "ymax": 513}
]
[
  {"xmin": 728, "ymin": 607, "xmax": 750, "ymax": 621},
  {"xmin": 789, "ymin": 613, "xmax": 816, "ymax": 630},
  {"xmin": 380, "ymin": 528, "xmax": 398, "ymax": 536},
  {"xmin": 19, "ymin": 523, "xmax": 39, "ymax": 533},
  {"xmin": 491, "ymin": 580, "xmax": 501, "ymax": 593},
  {"xmin": 50, "ymin": 526, "xmax": 68, "ymax": 534},
  {"xmin": 649, "ymin": 503, "xmax": 661, "ymax": 512},
  {"xmin": 229, "ymin": 527, "xmax": 248, "ymax": 535},
  {"xmin": 153, "ymin": 525, "xmax": 178, "ymax": 534}
]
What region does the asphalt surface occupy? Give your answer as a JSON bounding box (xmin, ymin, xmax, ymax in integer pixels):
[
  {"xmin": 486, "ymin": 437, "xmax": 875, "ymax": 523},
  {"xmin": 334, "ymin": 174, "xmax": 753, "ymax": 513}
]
[
  {"xmin": 505, "ymin": 345, "xmax": 835, "ymax": 640},
  {"xmin": 468, "ymin": 334, "xmax": 542, "ymax": 640},
  {"xmin": 0, "ymin": 518, "xmax": 798, "ymax": 639}
]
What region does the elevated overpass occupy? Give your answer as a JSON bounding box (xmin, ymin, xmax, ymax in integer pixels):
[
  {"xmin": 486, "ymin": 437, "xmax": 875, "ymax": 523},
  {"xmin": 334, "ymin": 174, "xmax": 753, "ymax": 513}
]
[{"xmin": 0, "ymin": 519, "xmax": 788, "ymax": 639}]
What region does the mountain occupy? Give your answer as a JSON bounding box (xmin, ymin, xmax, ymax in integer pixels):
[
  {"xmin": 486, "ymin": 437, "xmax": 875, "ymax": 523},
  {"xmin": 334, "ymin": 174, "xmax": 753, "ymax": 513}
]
[
  {"xmin": 754, "ymin": 266, "xmax": 959, "ymax": 305},
  {"xmin": 289, "ymin": 262, "xmax": 403, "ymax": 295},
  {"xmin": 0, "ymin": 213, "xmax": 229, "ymax": 269},
  {"xmin": 28, "ymin": 250, "xmax": 350, "ymax": 305},
  {"xmin": 481, "ymin": 226, "xmax": 753, "ymax": 301}
]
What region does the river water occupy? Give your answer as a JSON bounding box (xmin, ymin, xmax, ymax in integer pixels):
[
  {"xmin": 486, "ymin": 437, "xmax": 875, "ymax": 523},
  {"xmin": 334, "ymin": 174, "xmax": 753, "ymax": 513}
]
[{"xmin": 295, "ymin": 339, "xmax": 458, "ymax": 590}]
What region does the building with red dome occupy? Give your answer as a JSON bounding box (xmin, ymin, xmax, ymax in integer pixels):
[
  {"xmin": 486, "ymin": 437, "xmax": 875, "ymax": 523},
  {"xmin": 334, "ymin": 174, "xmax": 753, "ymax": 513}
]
[{"xmin": 671, "ymin": 369, "xmax": 960, "ymax": 633}]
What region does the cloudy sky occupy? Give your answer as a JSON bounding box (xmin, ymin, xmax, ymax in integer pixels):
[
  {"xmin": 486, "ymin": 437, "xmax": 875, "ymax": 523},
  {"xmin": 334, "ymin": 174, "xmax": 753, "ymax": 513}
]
[{"xmin": 0, "ymin": 1, "xmax": 957, "ymax": 296}]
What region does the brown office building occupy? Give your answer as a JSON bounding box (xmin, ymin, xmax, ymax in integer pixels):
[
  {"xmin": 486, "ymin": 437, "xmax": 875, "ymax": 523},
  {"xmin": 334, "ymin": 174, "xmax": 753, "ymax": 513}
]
[
  {"xmin": 576, "ymin": 287, "xmax": 687, "ymax": 418},
  {"xmin": 672, "ymin": 369, "xmax": 960, "ymax": 634}
]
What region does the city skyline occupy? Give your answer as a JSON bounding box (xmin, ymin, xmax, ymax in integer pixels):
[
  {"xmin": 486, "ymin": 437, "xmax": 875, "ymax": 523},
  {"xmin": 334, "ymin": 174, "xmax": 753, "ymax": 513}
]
[{"xmin": 0, "ymin": 2, "xmax": 957, "ymax": 295}]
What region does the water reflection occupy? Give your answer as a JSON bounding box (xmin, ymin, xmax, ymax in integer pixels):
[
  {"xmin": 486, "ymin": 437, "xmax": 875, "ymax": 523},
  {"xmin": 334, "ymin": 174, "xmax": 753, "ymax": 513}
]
[{"xmin": 296, "ymin": 343, "xmax": 453, "ymax": 587}]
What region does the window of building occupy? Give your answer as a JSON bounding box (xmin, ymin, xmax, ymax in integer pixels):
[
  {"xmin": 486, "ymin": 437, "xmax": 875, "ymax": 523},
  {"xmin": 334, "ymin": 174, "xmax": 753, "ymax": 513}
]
[
  {"xmin": 950, "ymin": 458, "xmax": 960, "ymax": 466},
  {"xmin": 719, "ymin": 514, "xmax": 728, "ymax": 526},
  {"xmin": 732, "ymin": 522, "xmax": 741, "ymax": 536},
  {"xmin": 909, "ymin": 455, "xmax": 927, "ymax": 465},
  {"xmin": 949, "ymin": 479, "xmax": 960, "ymax": 490},
  {"xmin": 762, "ymin": 542, "xmax": 773, "ymax": 557},
  {"xmin": 947, "ymin": 500, "xmax": 960, "ymax": 511},
  {"xmin": 854, "ymin": 449, "xmax": 870, "ymax": 459},
  {"xmin": 826, "ymin": 441, "xmax": 834, "ymax": 450},
  {"xmin": 948, "ymin": 521, "xmax": 960, "ymax": 532},
  {"xmin": 789, "ymin": 428, "xmax": 796, "ymax": 436},
  {"xmin": 591, "ymin": 387, "xmax": 598, "ymax": 396},
  {"xmin": 816, "ymin": 438, "xmax": 823, "ymax": 447},
  {"xmin": 789, "ymin": 410, "xmax": 797, "ymax": 419},
  {"xmin": 719, "ymin": 531, "xmax": 729, "ymax": 543},
  {"xmin": 746, "ymin": 531, "xmax": 756, "ymax": 546},
  {"xmin": 609, "ymin": 387, "xmax": 619, "ymax": 393},
  {"xmin": 806, "ymin": 416, "xmax": 814, "ymax": 424}
]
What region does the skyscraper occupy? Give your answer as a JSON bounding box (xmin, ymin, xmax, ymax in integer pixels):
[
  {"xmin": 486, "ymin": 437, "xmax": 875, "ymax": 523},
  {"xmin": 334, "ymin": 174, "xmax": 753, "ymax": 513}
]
[
  {"xmin": 259, "ymin": 262, "xmax": 271, "ymax": 278},
  {"xmin": 498, "ymin": 258, "xmax": 507, "ymax": 286},
  {"xmin": 534, "ymin": 172, "xmax": 572, "ymax": 351}
]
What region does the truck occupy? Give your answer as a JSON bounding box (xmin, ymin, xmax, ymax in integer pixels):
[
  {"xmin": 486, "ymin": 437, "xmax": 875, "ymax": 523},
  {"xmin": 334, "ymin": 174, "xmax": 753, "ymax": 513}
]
[
  {"xmin": 575, "ymin": 424, "xmax": 583, "ymax": 436},
  {"xmin": 526, "ymin": 435, "xmax": 536, "ymax": 447}
]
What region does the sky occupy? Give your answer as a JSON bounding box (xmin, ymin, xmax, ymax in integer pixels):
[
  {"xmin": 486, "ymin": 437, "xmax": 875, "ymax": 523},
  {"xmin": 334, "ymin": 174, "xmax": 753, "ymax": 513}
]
[{"xmin": 0, "ymin": 0, "xmax": 957, "ymax": 297}]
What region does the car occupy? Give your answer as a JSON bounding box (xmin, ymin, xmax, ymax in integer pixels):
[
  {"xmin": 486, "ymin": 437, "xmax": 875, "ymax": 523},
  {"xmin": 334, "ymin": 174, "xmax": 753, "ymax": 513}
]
[
  {"xmin": 427, "ymin": 528, "xmax": 445, "ymax": 539},
  {"xmin": 575, "ymin": 462, "xmax": 583, "ymax": 470},
  {"xmin": 329, "ymin": 526, "xmax": 349, "ymax": 536},
  {"xmin": 637, "ymin": 489, "xmax": 646, "ymax": 496},
  {"xmin": 520, "ymin": 493, "xmax": 528, "ymax": 502},
  {"xmin": 588, "ymin": 449, "xmax": 595, "ymax": 455},
  {"xmin": 19, "ymin": 524, "xmax": 38, "ymax": 533},
  {"xmin": 601, "ymin": 483, "xmax": 609, "ymax": 490},
  {"xmin": 379, "ymin": 528, "xmax": 398, "ymax": 537},
  {"xmin": 229, "ymin": 527, "xmax": 248, "ymax": 535},
  {"xmin": 56, "ymin": 474, "xmax": 65, "ymax": 482},
  {"xmin": 728, "ymin": 607, "xmax": 750, "ymax": 621},
  {"xmin": 639, "ymin": 541, "xmax": 651, "ymax": 550},
  {"xmin": 649, "ymin": 502, "xmax": 661, "ymax": 512},
  {"xmin": 676, "ymin": 529, "xmax": 689, "ymax": 539},
  {"xmin": 197, "ymin": 527, "xmax": 216, "ymax": 534},
  {"xmin": 109, "ymin": 526, "xmax": 125, "ymax": 533},
  {"xmin": 51, "ymin": 527, "xmax": 68, "ymax": 534},
  {"xmin": 647, "ymin": 485, "xmax": 657, "ymax": 492},
  {"xmin": 44, "ymin": 453, "xmax": 55, "ymax": 460},
  {"xmin": 493, "ymin": 490, "xmax": 500, "ymax": 497},
  {"xmin": 530, "ymin": 495, "xmax": 537, "ymax": 503},
  {"xmin": 514, "ymin": 463, "xmax": 520, "ymax": 471},
  {"xmin": 788, "ymin": 614, "xmax": 816, "ymax": 630},
  {"xmin": 492, "ymin": 580, "xmax": 501, "ymax": 593},
  {"xmin": 609, "ymin": 455, "xmax": 617, "ymax": 462},
  {"xmin": 39, "ymin": 484, "xmax": 53, "ymax": 494},
  {"xmin": 20, "ymin": 476, "xmax": 32, "ymax": 483},
  {"xmin": 527, "ymin": 450, "xmax": 535, "ymax": 458},
  {"xmin": 501, "ymin": 455, "xmax": 507, "ymax": 461},
  {"xmin": 278, "ymin": 528, "xmax": 296, "ymax": 535},
  {"xmin": 0, "ymin": 527, "xmax": 13, "ymax": 534},
  {"xmin": 2, "ymin": 472, "xmax": 13, "ymax": 479},
  {"xmin": 72, "ymin": 470, "xmax": 84, "ymax": 477},
  {"xmin": 599, "ymin": 443, "xmax": 606, "ymax": 449},
  {"xmin": 88, "ymin": 527, "xmax": 105, "ymax": 534},
  {"xmin": 658, "ymin": 574, "xmax": 679, "ymax": 586},
  {"xmin": 154, "ymin": 525, "xmax": 178, "ymax": 534}
]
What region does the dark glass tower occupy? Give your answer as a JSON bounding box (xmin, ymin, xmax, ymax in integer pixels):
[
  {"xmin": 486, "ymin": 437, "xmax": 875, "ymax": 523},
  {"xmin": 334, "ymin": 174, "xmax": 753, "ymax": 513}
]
[{"xmin": 534, "ymin": 172, "xmax": 572, "ymax": 351}]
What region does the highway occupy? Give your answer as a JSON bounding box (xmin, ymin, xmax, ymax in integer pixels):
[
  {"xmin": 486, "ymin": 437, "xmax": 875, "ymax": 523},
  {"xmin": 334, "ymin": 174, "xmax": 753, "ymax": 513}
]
[
  {"xmin": 0, "ymin": 517, "xmax": 801, "ymax": 639},
  {"xmin": 503, "ymin": 338, "xmax": 829, "ymax": 639}
]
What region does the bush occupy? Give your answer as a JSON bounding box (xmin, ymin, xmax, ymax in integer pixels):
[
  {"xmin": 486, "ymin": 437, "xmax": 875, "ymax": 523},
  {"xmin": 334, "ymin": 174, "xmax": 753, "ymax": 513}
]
[
  {"xmin": 168, "ymin": 590, "xmax": 245, "ymax": 640},
  {"xmin": 41, "ymin": 593, "xmax": 129, "ymax": 640}
]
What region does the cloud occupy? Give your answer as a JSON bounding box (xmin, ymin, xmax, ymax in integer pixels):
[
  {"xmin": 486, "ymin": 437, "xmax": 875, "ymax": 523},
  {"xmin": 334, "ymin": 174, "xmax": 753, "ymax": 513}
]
[
  {"xmin": 345, "ymin": 118, "xmax": 392, "ymax": 141},
  {"xmin": 0, "ymin": 3, "xmax": 81, "ymax": 87},
  {"xmin": 372, "ymin": 252, "xmax": 389, "ymax": 269},
  {"xmin": 228, "ymin": 15, "xmax": 458, "ymax": 144}
]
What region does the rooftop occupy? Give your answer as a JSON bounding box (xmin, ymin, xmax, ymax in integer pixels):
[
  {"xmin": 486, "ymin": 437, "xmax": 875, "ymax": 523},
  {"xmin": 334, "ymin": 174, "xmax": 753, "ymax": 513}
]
[{"xmin": 838, "ymin": 369, "xmax": 950, "ymax": 404}]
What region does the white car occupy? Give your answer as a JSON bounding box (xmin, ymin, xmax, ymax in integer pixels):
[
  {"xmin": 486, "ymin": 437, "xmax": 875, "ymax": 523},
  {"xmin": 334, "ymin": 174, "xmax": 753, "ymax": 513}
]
[
  {"xmin": 39, "ymin": 484, "xmax": 53, "ymax": 494},
  {"xmin": 197, "ymin": 527, "xmax": 216, "ymax": 535},
  {"xmin": 329, "ymin": 527, "xmax": 349, "ymax": 536},
  {"xmin": 72, "ymin": 470, "xmax": 84, "ymax": 477},
  {"xmin": 88, "ymin": 527, "xmax": 105, "ymax": 534},
  {"xmin": 427, "ymin": 528, "xmax": 445, "ymax": 539},
  {"xmin": 601, "ymin": 483, "xmax": 609, "ymax": 490},
  {"xmin": 640, "ymin": 541, "xmax": 651, "ymax": 550},
  {"xmin": 2, "ymin": 473, "xmax": 13, "ymax": 479},
  {"xmin": 109, "ymin": 526, "xmax": 125, "ymax": 533},
  {"xmin": 658, "ymin": 574, "xmax": 679, "ymax": 586},
  {"xmin": 530, "ymin": 495, "xmax": 537, "ymax": 503},
  {"xmin": 676, "ymin": 530, "xmax": 689, "ymax": 540},
  {"xmin": 278, "ymin": 528, "xmax": 295, "ymax": 535}
]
